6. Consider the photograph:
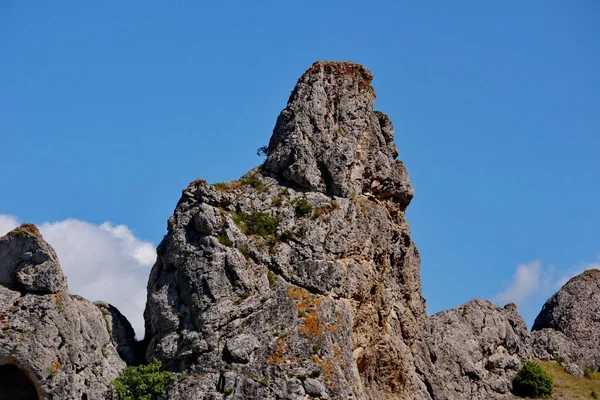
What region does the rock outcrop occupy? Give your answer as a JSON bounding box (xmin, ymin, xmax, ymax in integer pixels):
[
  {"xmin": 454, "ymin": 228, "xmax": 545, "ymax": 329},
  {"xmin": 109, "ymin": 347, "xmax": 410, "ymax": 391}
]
[
  {"xmin": 532, "ymin": 269, "xmax": 600, "ymax": 368},
  {"xmin": 427, "ymin": 300, "xmax": 530, "ymax": 400},
  {"xmin": 144, "ymin": 61, "xmax": 435, "ymax": 399},
  {"xmin": 0, "ymin": 224, "xmax": 134, "ymax": 399}
]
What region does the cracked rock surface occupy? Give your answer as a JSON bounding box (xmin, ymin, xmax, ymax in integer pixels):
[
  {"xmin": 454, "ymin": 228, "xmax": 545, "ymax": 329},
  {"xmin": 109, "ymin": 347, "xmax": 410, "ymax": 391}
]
[
  {"xmin": 0, "ymin": 224, "xmax": 132, "ymax": 399},
  {"xmin": 532, "ymin": 269, "xmax": 600, "ymax": 368},
  {"xmin": 144, "ymin": 61, "xmax": 435, "ymax": 399},
  {"xmin": 426, "ymin": 300, "xmax": 530, "ymax": 400}
]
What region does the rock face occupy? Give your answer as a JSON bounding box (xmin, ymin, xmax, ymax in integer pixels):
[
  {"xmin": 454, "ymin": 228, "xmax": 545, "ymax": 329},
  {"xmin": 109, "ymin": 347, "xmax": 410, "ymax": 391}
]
[
  {"xmin": 264, "ymin": 62, "xmax": 413, "ymax": 206},
  {"xmin": 427, "ymin": 300, "xmax": 530, "ymax": 400},
  {"xmin": 0, "ymin": 224, "xmax": 133, "ymax": 399},
  {"xmin": 532, "ymin": 269, "xmax": 600, "ymax": 368},
  {"xmin": 144, "ymin": 61, "xmax": 435, "ymax": 399}
]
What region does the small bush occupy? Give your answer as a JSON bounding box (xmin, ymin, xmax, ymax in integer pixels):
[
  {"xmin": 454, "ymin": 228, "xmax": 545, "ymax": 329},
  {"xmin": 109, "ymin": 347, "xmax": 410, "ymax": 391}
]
[
  {"xmin": 279, "ymin": 230, "xmax": 294, "ymax": 243},
  {"xmin": 294, "ymin": 198, "xmax": 313, "ymax": 217},
  {"xmin": 513, "ymin": 360, "xmax": 553, "ymax": 399},
  {"xmin": 240, "ymin": 173, "xmax": 266, "ymax": 192},
  {"xmin": 592, "ymin": 389, "xmax": 599, "ymax": 399},
  {"xmin": 111, "ymin": 358, "xmax": 174, "ymax": 400},
  {"xmin": 585, "ymin": 366, "xmax": 598, "ymax": 379},
  {"xmin": 233, "ymin": 212, "xmax": 282, "ymax": 238},
  {"xmin": 218, "ymin": 235, "xmax": 233, "ymax": 247},
  {"xmin": 271, "ymin": 197, "xmax": 283, "ymax": 207}
]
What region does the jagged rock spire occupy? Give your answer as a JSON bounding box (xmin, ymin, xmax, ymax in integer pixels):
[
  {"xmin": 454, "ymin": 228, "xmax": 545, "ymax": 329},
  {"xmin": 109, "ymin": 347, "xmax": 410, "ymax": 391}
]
[{"xmin": 265, "ymin": 61, "xmax": 413, "ymax": 208}]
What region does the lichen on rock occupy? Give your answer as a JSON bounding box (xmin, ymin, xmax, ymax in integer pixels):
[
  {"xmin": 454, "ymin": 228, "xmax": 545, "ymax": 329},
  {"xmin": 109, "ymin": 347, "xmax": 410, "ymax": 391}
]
[{"xmin": 144, "ymin": 61, "xmax": 434, "ymax": 399}]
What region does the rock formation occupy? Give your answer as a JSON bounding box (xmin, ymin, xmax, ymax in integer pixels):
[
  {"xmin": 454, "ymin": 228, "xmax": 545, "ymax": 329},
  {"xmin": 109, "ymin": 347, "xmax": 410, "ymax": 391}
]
[
  {"xmin": 5, "ymin": 61, "xmax": 599, "ymax": 400},
  {"xmin": 144, "ymin": 61, "xmax": 435, "ymax": 399},
  {"xmin": 532, "ymin": 269, "xmax": 600, "ymax": 368},
  {"xmin": 427, "ymin": 300, "xmax": 530, "ymax": 399},
  {"xmin": 0, "ymin": 224, "xmax": 134, "ymax": 399}
]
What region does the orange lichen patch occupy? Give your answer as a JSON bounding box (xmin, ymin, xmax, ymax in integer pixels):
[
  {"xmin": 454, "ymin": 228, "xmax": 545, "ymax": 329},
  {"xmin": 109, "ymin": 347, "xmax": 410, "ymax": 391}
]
[
  {"xmin": 267, "ymin": 337, "xmax": 288, "ymax": 365},
  {"xmin": 307, "ymin": 61, "xmax": 373, "ymax": 83},
  {"xmin": 48, "ymin": 361, "xmax": 61, "ymax": 378},
  {"xmin": 312, "ymin": 354, "xmax": 338, "ymax": 386},
  {"xmin": 9, "ymin": 224, "xmax": 42, "ymax": 239},
  {"xmin": 288, "ymin": 286, "xmax": 340, "ymax": 337},
  {"xmin": 0, "ymin": 315, "xmax": 9, "ymax": 330},
  {"xmin": 49, "ymin": 294, "xmax": 63, "ymax": 311}
]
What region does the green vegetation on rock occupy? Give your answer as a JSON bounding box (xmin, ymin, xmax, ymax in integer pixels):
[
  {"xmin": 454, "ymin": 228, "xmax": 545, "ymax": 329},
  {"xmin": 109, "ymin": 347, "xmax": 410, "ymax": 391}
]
[
  {"xmin": 513, "ymin": 360, "xmax": 553, "ymax": 399},
  {"xmin": 110, "ymin": 358, "xmax": 174, "ymax": 400}
]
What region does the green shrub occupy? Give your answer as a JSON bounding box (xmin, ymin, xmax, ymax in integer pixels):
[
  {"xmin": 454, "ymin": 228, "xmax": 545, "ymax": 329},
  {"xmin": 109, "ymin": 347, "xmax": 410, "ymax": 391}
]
[
  {"xmin": 240, "ymin": 173, "xmax": 266, "ymax": 192},
  {"xmin": 294, "ymin": 198, "xmax": 313, "ymax": 217},
  {"xmin": 513, "ymin": 360, "xmax": 553, "ymax": 399},
  {"xmin": 111, "ymin": 358, "xmax": 174, "ymax": 400},
  {"xmin": 279, "ymin": 229, "xmax": 294, "ymax": 243},
  {"xmin": 592, "ymin": 389, "xmax": 599, "ymax": 399},
  {"xmin": 233, "ymin": 212, "xmax": 282, "ymax": 238}
]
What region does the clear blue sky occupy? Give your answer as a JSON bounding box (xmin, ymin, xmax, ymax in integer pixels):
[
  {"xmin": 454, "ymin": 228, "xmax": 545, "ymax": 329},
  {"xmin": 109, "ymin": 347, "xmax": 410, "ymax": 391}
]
[{"xmin": 1, "ymin": 1, "xmax": 598, "ymax": 328}]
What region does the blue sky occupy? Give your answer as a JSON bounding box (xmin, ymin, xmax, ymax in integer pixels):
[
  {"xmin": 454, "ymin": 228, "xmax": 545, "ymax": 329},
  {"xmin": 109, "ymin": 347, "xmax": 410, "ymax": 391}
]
[{"xmin": 1, "ymin": 1, "xmax": 598, "ymax": 336}]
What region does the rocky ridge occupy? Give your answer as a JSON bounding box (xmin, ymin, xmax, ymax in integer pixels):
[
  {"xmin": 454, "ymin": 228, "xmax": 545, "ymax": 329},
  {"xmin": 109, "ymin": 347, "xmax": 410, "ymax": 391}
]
[
  {"xmin": 1, "ymin": 61, "xmax": 599, "ymax": 400},
  {"xmin": 0, "ymin": 224, "xmax": 134, "ymax": 399}
]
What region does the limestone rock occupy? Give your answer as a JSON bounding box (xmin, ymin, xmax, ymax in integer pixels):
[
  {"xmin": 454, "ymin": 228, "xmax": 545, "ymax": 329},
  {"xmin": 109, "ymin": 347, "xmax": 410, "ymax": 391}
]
[
  {"xmin": 95, "ymin": 301, "xmax": 139, "ymax": 365},
  {"xmin": 427, "ymin": 300, "xmax": 530, "ymax": 400},
  {"xmin": 0, "ymin": 224, "xmax": 133, "ymax": 399},
  {"xmin": 145, "ymin": 62, "xmax": 434, "ymax": 399},
  {"xmin": 564, "ymin": 363, "xmax": 584, "ymax": 376},
  {"xmin": 264, "ymin": 61, "xmax": 414, "ymax": 207},
  {"xmin": 532, "ymin": 269, "xmax": 600, "ymax": 367},
  {"xmin": 0, "ymin": 224, "xmax": 67, "ymax": 293}
]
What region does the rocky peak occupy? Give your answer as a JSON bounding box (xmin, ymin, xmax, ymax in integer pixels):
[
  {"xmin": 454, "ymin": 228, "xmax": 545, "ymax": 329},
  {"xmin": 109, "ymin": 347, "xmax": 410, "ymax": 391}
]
[
  {"xmin": 0, "ymin": 223, "xmax": 67, "ymax": 294},
  {"xmin": 144, "ymin": 62, "xmax": 433, "ymax": 399},
  {"xmin": 264, "ymin": 61, "xmax": 413, "ymax": 208},
  {"xmin": 531, "ymin": 269, "xmax": 600, "ymax": 367}
]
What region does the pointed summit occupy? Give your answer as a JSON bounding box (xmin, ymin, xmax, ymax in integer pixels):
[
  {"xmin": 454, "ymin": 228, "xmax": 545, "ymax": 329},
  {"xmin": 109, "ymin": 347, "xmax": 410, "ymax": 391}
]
[{"xmin": 264, "ymin": 61, "xmax": 413, "ymax": 207}]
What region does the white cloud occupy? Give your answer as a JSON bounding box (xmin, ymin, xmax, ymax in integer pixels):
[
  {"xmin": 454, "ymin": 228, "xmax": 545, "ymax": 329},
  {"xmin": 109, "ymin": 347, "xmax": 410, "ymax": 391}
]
[
  {"xmin": 0, "ymin": 215, "xmax": 19, "ymax": 236},
  {"xmin": 0, "ymin": 216, "xmax": 155, "ymax": 338},
  {"xmin": 494, "ymin": 260, "xmax": 544, "ymax": 306}
]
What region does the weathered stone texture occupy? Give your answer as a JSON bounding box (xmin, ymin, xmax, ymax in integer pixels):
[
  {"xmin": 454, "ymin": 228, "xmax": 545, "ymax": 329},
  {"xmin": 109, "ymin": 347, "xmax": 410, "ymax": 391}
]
[
  {"xmin": 144, "ymin": 61, "xmax": 434, "ymax": 399},
  {"xmin": 0, "ymin": 225, "xmax": 132, "ymax": 399},
  {"xmin": 532, "ymin": 269, "xmax": 600, "ymax": 368},
  {"xmin": 427, "ymin": 300, "xmax": 529, "ymax": 400}
]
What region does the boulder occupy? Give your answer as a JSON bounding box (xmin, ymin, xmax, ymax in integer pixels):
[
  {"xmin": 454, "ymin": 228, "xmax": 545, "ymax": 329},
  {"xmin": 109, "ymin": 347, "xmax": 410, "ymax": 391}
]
[
  {"xmin": 532, "ymin": 269, "xmax": 600, "ymax": 367},
  {"xmin": 427, "ymin": 300, "xmax": 530, "ymax": 400}
]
